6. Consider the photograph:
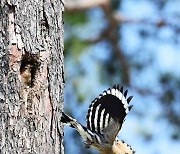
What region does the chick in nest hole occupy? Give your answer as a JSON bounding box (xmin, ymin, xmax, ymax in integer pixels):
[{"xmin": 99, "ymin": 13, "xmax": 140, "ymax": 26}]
[{"xmin": 21, "ymin": 64, "xmax": 32, "ymax": 86}]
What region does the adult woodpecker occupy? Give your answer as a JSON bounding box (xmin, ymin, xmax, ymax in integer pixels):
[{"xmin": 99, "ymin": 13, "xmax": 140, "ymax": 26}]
[{"xmin": 61, "ymin": 84, "xmax": 135, "ymax": 154}]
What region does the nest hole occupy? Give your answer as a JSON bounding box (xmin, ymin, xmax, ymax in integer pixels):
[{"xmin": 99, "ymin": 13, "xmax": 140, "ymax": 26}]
[{"xmin": 20, "ymin": 53, "xmax": 40, "ymax": 87}]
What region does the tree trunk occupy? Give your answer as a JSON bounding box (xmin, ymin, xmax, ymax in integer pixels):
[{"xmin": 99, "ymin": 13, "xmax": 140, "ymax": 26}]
[{"xmin": 0, "ymin": 0, "xmax": 64, "ymax": 153}]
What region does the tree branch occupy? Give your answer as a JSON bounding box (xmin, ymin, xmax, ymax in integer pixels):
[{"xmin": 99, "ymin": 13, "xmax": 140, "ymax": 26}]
[
  {"xmin": 65, "ymin": 0, "xmax": 180, "ymax": 30},
  {"xmin": 65, "ymin": 0, "xmax": 109, "ymax": 12}
]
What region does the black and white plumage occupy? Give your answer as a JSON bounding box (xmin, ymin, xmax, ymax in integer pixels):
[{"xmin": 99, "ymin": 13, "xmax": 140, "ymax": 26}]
[{"xmin": 61, "ymin": 85, "xmax": 135, "ymax": 154}]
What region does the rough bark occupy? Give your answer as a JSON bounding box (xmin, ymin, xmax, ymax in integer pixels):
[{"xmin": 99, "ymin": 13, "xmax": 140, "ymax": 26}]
[{"xmin": 0, "ymin": 0, "xmax": 64, "ymax": 153}]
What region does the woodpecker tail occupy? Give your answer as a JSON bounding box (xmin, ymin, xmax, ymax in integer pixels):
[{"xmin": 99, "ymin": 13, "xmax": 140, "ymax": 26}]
[
  {"xmin": 61, "ymin": 112, "xmax": 93, "ymax": 143},
  {"xmin": 61, "ymin": 112, "xmax": 76, "ymax": 128}
]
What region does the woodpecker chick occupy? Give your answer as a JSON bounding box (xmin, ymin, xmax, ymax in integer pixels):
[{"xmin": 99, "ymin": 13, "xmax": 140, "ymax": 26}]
[
  {"xmin": 61, "ymin": 84, "xmax": 135, "ymax": 154},
  {"xmin": 20, "ymin": 64, "xmax": 32, "ymax": 86}
]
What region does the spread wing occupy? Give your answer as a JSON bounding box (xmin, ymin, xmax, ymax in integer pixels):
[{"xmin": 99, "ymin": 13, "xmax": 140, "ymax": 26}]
[{"xmin": 86, "ymin": 84, "xmax": 133, "ymax": 142}]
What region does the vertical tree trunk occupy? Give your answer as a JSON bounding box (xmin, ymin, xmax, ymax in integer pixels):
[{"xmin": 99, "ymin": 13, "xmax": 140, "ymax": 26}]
[{"xmin": 0, "ymin": 0, "xmax": 64, "ymax": 153}]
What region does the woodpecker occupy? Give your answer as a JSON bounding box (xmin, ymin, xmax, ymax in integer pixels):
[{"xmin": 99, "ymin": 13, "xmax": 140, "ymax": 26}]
[{"xmin": 61, "ymin": 84, "xmax": 135, "ymax": 154}]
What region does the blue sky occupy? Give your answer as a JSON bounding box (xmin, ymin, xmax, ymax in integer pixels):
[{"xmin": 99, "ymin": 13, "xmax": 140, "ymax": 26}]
[{"xmin": 64, "ymin": 0, "xmax": 180, "ymax": 153}]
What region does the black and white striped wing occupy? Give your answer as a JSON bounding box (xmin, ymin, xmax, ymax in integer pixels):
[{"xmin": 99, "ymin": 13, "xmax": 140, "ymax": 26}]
[{"xmin": 86, "ymin": 85, "xmax": 133, "ymax": 140}]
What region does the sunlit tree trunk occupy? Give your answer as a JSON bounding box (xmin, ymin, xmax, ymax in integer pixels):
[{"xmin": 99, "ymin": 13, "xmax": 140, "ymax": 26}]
[{"xmin": 0, "ymin": 0, "xmax": 64, "ymax": 153}]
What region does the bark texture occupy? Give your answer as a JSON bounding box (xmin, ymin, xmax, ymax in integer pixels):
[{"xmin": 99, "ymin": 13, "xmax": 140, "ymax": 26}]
[{"xmin": 0, "ymin": 0, "xmax": 64, "ymax": 153}]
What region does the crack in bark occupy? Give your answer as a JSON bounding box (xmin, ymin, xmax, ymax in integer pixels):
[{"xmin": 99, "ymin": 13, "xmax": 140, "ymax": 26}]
[
  {"xmin": 46, "ymin": 66, "xmax": 54, "ymax": 143},
  {"xmin": 8, "ymin": 4, "xmax": 16, "ymax": 45},
  {"xmin": 42, "ymin": 0, "xmax": 49, "ymax": 35}
]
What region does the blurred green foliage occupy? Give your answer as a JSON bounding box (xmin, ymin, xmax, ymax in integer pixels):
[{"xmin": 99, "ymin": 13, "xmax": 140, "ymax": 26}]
[
  {"xmin": 64, "ymin": 11, "xmax": 88, "ymax": 25},
  {"xmin": 65, "ymin": 35, "xmax": 89, "ymax": 59}
]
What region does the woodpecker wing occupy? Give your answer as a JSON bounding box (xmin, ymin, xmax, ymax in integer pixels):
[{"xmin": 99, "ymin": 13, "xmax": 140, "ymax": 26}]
[{"xmin": 86, "ymin": 84, "xmax": 133, "ymax": 142}]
